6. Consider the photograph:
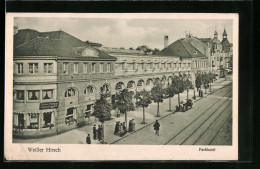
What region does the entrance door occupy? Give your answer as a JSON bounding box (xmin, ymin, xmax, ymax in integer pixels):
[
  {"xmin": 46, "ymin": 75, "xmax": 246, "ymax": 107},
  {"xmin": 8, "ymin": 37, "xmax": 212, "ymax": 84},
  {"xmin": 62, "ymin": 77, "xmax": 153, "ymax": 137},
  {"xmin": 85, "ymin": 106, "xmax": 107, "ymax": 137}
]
[
  {"xmin": 18, "ymin": 114, "xmax": 24, "ymax": 129},
  {"xmin": 65, "ymin": 108, "xmax": 75, "ymax": 125}
]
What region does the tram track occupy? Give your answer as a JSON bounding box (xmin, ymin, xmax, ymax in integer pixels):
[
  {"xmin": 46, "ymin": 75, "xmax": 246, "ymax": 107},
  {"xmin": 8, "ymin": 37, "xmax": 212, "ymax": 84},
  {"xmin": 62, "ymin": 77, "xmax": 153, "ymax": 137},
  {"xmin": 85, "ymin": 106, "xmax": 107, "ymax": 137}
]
[
  {"xmin": 181, "ymin": 99, "xmax": 232, "ymax": 145},
  {"xmin": 208, "ymin": 113, "xmax": 232, "ymax": 145},
  {"xmin": 164, "ymin": 89, "xmax": 232, "ymax": 145},
  {"xmin": 111, "ymin": 83, "xmax": 232, "ymax": 145}
]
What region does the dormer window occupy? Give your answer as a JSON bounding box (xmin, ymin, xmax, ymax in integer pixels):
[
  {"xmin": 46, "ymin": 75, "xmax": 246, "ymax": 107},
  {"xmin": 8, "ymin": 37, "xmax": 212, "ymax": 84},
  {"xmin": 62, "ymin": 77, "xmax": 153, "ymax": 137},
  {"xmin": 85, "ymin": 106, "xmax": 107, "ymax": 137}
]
[{"xmin": 75, "ymin": 47, "xmax": 99, "ymax": 57}]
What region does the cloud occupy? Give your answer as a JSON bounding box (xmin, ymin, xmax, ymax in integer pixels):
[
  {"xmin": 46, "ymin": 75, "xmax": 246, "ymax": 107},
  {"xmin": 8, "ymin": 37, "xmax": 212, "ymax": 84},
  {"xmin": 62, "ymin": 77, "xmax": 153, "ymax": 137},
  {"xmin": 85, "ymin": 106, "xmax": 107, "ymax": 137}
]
[{"xmin": 14, "ymin": 17, "xmax": 233, "ymax": 50}]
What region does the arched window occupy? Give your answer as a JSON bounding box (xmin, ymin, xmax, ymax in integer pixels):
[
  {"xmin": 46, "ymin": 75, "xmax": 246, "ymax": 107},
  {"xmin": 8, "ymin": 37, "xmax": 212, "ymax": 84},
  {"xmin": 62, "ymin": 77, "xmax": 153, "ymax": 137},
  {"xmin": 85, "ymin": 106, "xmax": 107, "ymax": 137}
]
[
  {"xmin": 127, "ymin": 81, "xmax": 135, "ymax": 89},
  {"xmin": 84, "ymin": 86, "xmax": 95, "ymax": 95},
  {"xmin": 115, "ymin": 82, "xmax": 125, "ymax": 91},
  {"xmin": 137, "ymin": 80, "xmax": 144, "ymax": 87},
  {"xmin": 146, "ymin": 79, "xmax": 153, "ymax": 86},
  {"xmin": 65, "ymin": 88, "xmax": 76, "ymax": 97}
]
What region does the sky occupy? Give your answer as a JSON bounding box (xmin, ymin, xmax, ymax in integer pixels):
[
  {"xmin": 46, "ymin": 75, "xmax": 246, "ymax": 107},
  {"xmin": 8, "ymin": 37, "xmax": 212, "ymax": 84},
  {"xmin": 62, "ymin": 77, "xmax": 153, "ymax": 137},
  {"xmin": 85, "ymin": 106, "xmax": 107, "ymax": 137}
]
[{"xmin": 14, "ymin": 17, "xmax": 233, "ymax": 50}]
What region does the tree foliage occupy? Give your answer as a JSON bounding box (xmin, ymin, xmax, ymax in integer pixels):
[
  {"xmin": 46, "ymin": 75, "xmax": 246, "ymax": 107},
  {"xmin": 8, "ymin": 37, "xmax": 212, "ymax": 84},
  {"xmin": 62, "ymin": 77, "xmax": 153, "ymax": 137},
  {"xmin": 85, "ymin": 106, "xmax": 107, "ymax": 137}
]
[
  {"xmin": 195, "ymin": 74, "xmax": 202, "ymax": 90},
  {"xmin": 135, "ymin": 90, "xmax": 152, "ymax": 108},
  {"xmin": 151, "ymin": 84, "xmax": 164, "ymax": 104},
  {"xmin": 151, "ymin": 84, "xmax": 165, "ymax": 116},
  {"xmin": 114, "ymin": 89, "xmax": 135, "ymax": 114},
  {"xmin": 93, "ymin": 94, "xmax": 112, "ymax": 122},
  {"xmin": 135, "ymin": 90, "xmax": 152, "ymax": 123}
]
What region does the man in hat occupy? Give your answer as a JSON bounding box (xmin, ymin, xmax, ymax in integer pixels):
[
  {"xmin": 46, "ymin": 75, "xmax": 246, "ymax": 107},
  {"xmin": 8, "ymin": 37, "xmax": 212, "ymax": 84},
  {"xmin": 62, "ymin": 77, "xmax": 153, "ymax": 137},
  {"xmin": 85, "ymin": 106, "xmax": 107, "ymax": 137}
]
[
  {"xmin": 98, "ymin": 125, "xmax": 102, "ymax": 141},
  {"xmin": 153, "ymin": 120, "xmax": 160, "ymax": 136},
  {"xmin": 93, "ymin": 125, "xmax": 97, "ymax": 140},
  {"xmin": 86, "ymin": 134, "xmax": 91, "ymax": 144}
]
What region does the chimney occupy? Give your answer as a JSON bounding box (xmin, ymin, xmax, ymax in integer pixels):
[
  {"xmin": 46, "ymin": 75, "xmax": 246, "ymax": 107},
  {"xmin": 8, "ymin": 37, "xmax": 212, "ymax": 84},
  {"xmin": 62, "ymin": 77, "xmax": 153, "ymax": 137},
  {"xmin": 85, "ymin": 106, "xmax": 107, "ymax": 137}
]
[{"xmin": 164, "ymin": 35, "xmax": 169, "ymax": 48}]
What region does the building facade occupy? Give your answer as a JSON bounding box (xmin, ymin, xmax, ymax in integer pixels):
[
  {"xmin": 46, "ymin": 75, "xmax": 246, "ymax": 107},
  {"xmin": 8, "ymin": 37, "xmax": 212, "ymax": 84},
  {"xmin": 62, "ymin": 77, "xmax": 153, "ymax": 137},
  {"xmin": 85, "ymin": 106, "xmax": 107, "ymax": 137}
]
[{"xmin": 13, "ymin": 29, "xmax": 211, "ymax": 138}]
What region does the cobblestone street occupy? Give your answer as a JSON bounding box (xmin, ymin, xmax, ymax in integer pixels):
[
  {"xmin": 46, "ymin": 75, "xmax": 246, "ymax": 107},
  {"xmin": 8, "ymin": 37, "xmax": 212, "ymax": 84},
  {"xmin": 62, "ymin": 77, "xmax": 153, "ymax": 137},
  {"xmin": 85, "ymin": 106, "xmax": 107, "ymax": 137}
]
[{"xmin": 13, "ymin": 76, "xmax": 232, "ymax": 145}]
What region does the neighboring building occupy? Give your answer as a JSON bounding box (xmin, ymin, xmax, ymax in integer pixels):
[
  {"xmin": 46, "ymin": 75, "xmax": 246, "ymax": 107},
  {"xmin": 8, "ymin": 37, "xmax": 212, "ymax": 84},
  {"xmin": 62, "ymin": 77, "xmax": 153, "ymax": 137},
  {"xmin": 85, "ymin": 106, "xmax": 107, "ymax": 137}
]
[
  {"xmin": 13, "ymin": 29, "xmax": 211, "ymax": 138},
  {"xmin": 199, "ymin": 27, "xmax": 233, "ymax": 72}
]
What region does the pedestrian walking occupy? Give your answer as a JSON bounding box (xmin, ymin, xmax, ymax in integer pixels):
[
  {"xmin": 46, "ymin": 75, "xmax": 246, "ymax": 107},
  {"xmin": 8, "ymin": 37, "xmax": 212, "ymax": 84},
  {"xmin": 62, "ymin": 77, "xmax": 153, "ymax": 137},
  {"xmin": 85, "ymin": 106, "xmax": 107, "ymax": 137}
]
[
  {"xmin": 86, "ymin": 134, "xmax": 91, "ymax": 144},
  {"xmin": 153, "ymin": 120, "xmax": 160, "ymax": 136},
  {"xmin": 93, "ymin": 125, "xmax": 97, "ymax": 140},
  {"xmin": 98, "ymin": 125, "xmax": 102, "ymax": 141},
  {"xmin": 131, "ymin": 119, "xmax": 135, "ymax": 132}
]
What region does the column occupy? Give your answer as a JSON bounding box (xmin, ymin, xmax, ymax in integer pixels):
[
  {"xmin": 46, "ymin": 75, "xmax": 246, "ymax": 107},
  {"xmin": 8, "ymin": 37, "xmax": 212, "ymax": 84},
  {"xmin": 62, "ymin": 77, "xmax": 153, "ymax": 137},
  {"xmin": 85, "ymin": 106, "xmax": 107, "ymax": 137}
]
[
  {"xmin": 51, "ymin": 111, "xmax": 55, "ymax": 125},
  {"xmin": 13, "ymin": 113, "xmax": 18, "ymax": 126},
  {"xmin": 25, "ymin": 113, "xmax": 30, "ymax": 129}
]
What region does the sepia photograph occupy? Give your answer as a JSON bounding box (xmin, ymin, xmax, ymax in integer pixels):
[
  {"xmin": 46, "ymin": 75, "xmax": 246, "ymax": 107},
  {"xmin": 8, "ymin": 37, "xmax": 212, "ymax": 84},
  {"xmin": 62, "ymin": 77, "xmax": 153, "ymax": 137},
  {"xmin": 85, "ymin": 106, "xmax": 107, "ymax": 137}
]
[{"xmin": 5, "ymin": 13, "xmax": 238, "ymax": 160}]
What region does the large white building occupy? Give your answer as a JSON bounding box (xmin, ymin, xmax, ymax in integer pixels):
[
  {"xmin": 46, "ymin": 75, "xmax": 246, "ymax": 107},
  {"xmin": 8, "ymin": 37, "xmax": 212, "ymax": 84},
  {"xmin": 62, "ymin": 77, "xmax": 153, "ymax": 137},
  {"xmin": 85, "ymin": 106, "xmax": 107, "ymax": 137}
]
[{"xmin": 13, "ymin": 28, "xmax": 212, "ymax": 138}]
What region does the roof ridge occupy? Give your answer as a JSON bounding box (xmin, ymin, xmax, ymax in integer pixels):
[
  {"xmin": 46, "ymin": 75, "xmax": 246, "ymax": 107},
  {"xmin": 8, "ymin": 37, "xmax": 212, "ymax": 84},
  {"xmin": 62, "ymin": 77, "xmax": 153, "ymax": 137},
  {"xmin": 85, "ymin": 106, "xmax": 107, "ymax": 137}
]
[
  {"xmin": 14, "ymin": 37, "xmax": 39, "ymax": 49},
  {"xmin": 179, "ymin": 40, "xmax": 193, "ymax": 57},
  {"xmin": 188, "ymin": 38, "xmax": 207, "ymax": 57}
]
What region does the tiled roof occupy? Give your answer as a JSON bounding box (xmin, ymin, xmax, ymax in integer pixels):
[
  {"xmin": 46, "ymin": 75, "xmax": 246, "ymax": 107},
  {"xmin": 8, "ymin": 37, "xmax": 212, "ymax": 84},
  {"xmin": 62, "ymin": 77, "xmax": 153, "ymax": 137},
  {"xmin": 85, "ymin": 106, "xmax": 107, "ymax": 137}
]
[
  {"xmin": 157, "ymin": 37, "xmax": 208, "ymax": 58},
  {"xmin": 14, "ymin": 29, "xmax": 117, "ymax": 61}
]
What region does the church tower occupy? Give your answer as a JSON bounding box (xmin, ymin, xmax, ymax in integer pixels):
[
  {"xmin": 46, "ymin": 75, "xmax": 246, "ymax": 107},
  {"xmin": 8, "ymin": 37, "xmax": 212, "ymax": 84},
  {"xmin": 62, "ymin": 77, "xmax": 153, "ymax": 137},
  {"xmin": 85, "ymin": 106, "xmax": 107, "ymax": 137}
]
[
  {"xmin": 214, "ymin": 29, "xmax": 218, "ymax": 39},
  {"xmin": 222, "ymin": 27, "xmax": 227, "ymax": 39}
]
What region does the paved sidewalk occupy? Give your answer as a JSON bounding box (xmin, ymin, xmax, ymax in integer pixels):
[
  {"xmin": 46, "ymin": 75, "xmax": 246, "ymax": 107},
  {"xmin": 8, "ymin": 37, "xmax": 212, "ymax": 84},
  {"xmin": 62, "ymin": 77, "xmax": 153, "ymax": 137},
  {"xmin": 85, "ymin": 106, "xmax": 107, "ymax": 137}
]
[{"xmin": 14, "ymin": 76, "xmax": 232, "ymax": 144}]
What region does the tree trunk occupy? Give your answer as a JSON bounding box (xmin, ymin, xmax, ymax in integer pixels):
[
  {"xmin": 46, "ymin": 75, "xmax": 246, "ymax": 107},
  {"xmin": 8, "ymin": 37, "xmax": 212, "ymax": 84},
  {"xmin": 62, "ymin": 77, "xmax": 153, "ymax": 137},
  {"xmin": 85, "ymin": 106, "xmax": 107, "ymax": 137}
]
[
  {"xmin": 125, "ymin": 112, "xmax": 128, "ymax": 131},
  {"xmin": 169, "ymin": 97, "xmax": 172, "ymax": 111},
  {"xmin": 157, "ymin": 102, "xmax": 160, "ymax": 117},
  {"xmin": 209, "ymin": 83, "xmax": 212, "ymax": 92},
  {"xmin": 178, "ymin": 93, "xmax": 180, "ymax": 105},
  {"xmin": 102, "ymin": 121, "xmax": 105, "ymax": 144},
  {"xmin": 143, "ymin": 106, "xmax": 145, "ymax": 124},
  {"xmin": 187, "ymin": 90, "xmax": 189, "ymax": 99},
  {"xmin": 193, "ymin": 88, "xmax": 196, "ymax": 98},
  {"xmin": 205, "ymin": 86, "xmax": 207, "ymax": 94}
]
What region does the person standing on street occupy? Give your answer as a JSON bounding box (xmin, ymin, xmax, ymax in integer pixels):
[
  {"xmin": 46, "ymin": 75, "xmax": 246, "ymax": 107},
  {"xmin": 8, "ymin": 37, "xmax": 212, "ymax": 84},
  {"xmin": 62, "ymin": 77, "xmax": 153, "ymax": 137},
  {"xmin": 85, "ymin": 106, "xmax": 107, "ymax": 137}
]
[
  {"xmin": 93, "ymin": 125, "xmax": 97, "ymax": 140},
  {"xmin": 131, "ymin": 119, "xmax": 136, "ymax": 132},
  {"xmin": 86, "ymin": 134, "xmax": 91, "ymax": 144},
  {"xmin": 98, "ymin": 125, "xmax": 102, "ymax": 141},
  {"xmin": 153, "ymin": 120, "xmax": 160, "ymax": 136}
]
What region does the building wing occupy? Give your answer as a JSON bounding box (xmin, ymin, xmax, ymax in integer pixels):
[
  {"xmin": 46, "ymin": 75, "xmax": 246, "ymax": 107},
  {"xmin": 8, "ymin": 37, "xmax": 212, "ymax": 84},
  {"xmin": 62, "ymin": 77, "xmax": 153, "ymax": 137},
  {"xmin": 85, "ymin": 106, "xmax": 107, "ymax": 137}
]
[{"xmin": 14, "ymin": 29, "xmax": 117, "ymax": 61}]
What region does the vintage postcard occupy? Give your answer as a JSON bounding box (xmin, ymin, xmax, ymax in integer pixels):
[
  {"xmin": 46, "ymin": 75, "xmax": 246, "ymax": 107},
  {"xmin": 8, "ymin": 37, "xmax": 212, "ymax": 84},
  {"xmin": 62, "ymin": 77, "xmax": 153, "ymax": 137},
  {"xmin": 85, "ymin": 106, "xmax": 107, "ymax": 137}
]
[{"xmin": 5, "ymin": 13, "xmax": 238, "ymax": 161}]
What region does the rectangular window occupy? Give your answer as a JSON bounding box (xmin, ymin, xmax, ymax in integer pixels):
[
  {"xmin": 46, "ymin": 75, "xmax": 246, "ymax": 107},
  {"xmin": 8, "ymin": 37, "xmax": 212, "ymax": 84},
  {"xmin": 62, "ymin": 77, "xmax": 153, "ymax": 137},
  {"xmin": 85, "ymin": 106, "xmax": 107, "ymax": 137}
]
[
  {"xmin": 100, "ymin": 63, "xmax": 104, "ymax": 72},
  {"xmin": 74, "ymin": 63, "xmax": 79, "ymax": 73},
  {"xmin": 92, "ymin": 63, "xmax": 96, "ymax": 73},
  {"xmin": 107, "ymin": 63, "xmax": 111, "ymax": 72},
  {"xmin": 17, "ymin": 63, "xmax": 23, "ymax": 74},
  {"xmin": 28, "ymin": 63, "xmax": 38, "ymax": 74},
  {"xmin": 83, "ymin": 63, "xmax": 88, "ymax": 73},
  {"xmin": 16, "ymin": 90, "xmax": 24, "ymax": 100},
  {"xmin": 63, "ymin": 63, "xmax": 69, "ymax": 74},
  {"xmin": 42, "ymin": 89, "xmax": 54, "ymax": 100},
  {"xmin": 150, "ymin": 63, "xmax": 153, "ymax": 69},
  {"xmin": 142, "ymin": 63, "xmax": 145, "ymax": 69},
  {"xmin": 28, "ymin": 90, "xmax": 40, "ymax": 100},
  {"xmin": 44, "ymin": 63, "xmax": 53, "ymax": 73},
  {"xmin": 179, "ymin": 63, "xmax": 182, "ymax": 68}
]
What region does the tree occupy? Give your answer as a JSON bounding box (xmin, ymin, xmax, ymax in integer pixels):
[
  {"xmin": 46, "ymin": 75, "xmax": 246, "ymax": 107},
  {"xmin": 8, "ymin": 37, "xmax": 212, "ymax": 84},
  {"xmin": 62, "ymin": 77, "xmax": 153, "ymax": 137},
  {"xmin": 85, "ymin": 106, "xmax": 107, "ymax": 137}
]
[
  {"xmin": 114, "ymin": 89, "xmax": 135, "ymax": 130},
  {"xmin": 151, "ymin": 84, "xmax": 165, "ymax": 117},
  {"xmin": 152, "ymin": 48, "xmax": 160, "ymax": 55},
  {"xmin": 208, "ymin": 72, "xmax": 215, "ymax": 92},
  {"xmin": 165, "ymin": 84, "xmax": 177, "ymax": 111},
  {"xmin": 136, "ymin": 45, "xmax": 152, "ymax": 54},
  {"xmin": 201, "ymin": 73, "xmax": 211, "ymax": 94},
  {"xmin": 195, "ymin": 73, "xmax": 202, "ymax": 91},
  {"xmin": 135, "ymin": 90, "xmax": 152, "ymax": 124},
  {"xmin": 183, "ymin": 79, "xmax": 194, "ymax": 99},
  {"xmin": 93, "ymin": 94, "xmax": 112, "ymax": 143},
  {"xmin": 171, "ymin": 76, "xmax": 185, "ymax": 105}
]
